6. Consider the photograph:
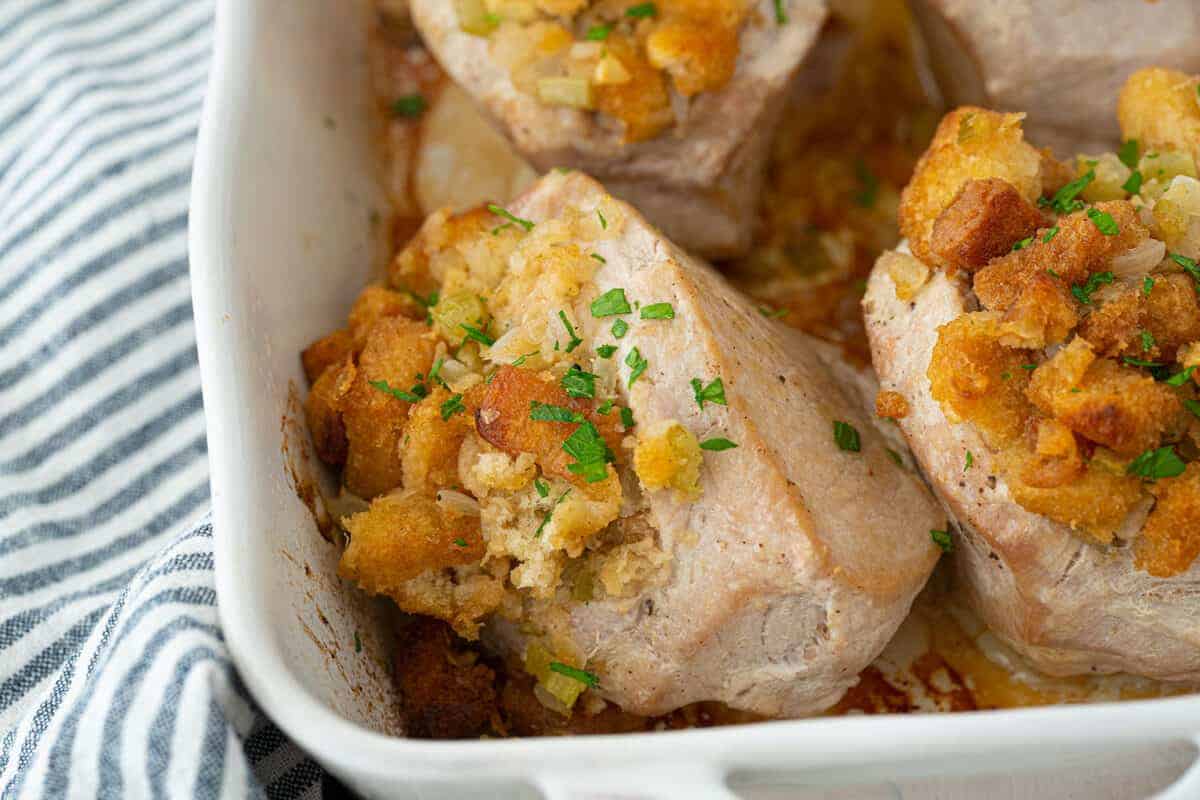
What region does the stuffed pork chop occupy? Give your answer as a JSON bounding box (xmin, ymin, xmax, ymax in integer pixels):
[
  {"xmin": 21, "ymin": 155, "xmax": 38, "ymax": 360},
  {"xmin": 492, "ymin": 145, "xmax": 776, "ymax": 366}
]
[
  {"xmin": 407, "ymin": 0, "xmax": 826, "ymax": 258},
  {"xmin": 864, "ymin": 68, "xmax": 1200, "ymax": 680},
  {"xmin": 303, "ymin": 170, "xmax": 943, "ymax": 717}
]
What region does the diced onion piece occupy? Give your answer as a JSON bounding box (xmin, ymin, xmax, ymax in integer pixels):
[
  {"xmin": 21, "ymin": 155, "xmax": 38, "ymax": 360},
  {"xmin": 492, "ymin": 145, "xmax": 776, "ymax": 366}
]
[
  {"xmin": 537, "ymin": 77, "xmax": 594, "ymax": 109},
  {"xmin": 439, "ymin": 357, "xmax": 484, "ymax": 393},
  {"xmin": 484, "ymin": 0, "xmax": 538, "ymax": 23},
  {"xmin": 436, "ymin": 489, "xmax": 482, "ymax": 517},
  {"xmin": 882, "ymin": 250, "xmax": 930, "ymax": 301},
  {"xmin": 1078, "ymin": 153, "xmax": 1131, "ymax": 202},
  {"xmin": 569, "ymin": 42, "xmax": 603, "ymax": 60},
  {"xmin": 1139, "ymin": 149, "xmax": 1198, "ymax": 183},
  {"xmin": 1152, "ymin": 175, "xmax": 1200, "ymax": 258},
  {"xmin": 455, "ymin": 0, "xmax": 498, "ymax": 35},
  {"xmin": 524, "ymin": 643, "xmax": 585, "ymax": 713},
  {"xmin": 1109, "ymin": 237, "xmax": 1166, "ymax": 278},
  {"xmin": 431, "ymin": 291, "xmax": 488, "ymax": 343},
  {"xmin": 593, "ymin": 54, "xmax": 631, "ymax": 85}
]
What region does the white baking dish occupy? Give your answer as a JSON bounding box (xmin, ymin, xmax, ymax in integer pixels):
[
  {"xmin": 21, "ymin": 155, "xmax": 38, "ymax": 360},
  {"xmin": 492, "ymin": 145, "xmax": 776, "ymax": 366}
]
[{"xmin": 189, "ymin": 1, "xmax": 1200, "ymax": 797}]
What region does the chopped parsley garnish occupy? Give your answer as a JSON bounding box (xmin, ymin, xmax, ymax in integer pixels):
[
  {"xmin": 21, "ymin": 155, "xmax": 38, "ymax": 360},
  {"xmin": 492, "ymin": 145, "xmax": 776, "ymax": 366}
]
[
  {"xmin": 486, "ymin": 203, "xmax": 534, "ymax": 232},
  {"xmin": 690, "ymin": 377, "xmax": 727, "ymax": 409},
  {"xmin": 1166, "ymin": 366, "xmax": 1196, "ymax": 387},
  {"xmin": 534, "ymin": 478, "xmax": 549, "ymax": 498},
  {"xmin": 597, "ymin": 209, "xmax": 608, "ymax": 229},
  {"xmin": 625, "ymin": 347, "xmax": 648, "ymax": 385},
  {"xmin": 1046, "ymin": 268, "xmax": 1061, "ymax": 279},
  {"xmin": 619, "ymin": 406, "xmax": 635, "ymax": 428},
  {"xmin": 1143, "ymin": 276, "xmax": 1156, "ymax": 297},
  {"xmin": 1117, "ymin": 139, "xmax": 1140, "ymax": 169},
  {"xmin": 596, "ymin": 344, "xmax": 617, "ymax": 358},
  {"xmin": 392, "ymin": 94, "xmax": 426, "ymax": 118},
  {"xmin": 597, "ymin": 399, "xmax": 614, "ymax": 415},
  {"xmin": 1020, "ymin": 363, "xmax": 1038, "ymax": 371},
  {"xmin": 563, "ymin": 423, "xmax": 613, "ymax": 483},
  {"xmin": 591, "ymin": 288, "xmax": 632, "ymax": 317},
  {"xmin": 453, "ymin": 538, "xmax": 468, "ymax": 548},
  {"xmin": 758, "ymin": 305, "xmax": 789, "ymax": 319},
  {"xmin": 354, "ymin": 631, "xmax": 362, "ymax": 653},
  {"xmin": 854, "ymin": 158, "xmax": 879, "ymax": 208},
  {"xmin": 558, "ymin": 310, "xmax": 583, "ymax": 353},
  {"xmin": 562, "ymin": 365, "xmax": 597, "ymax": 398},
  {"xmin": 1184, "ymin": 398, "xmax": 1200, "ymax": 420},
  {"xmin": 885, "ymin": 448, "xmax": 904, "ymax": 466},
  {"xmin": 1040, "ymin": 169, "xmax": 1094, "ymax": 214},
  {"xmin": 1172, "ymin": 253, "xmax": 1200, "ymax": 286},
  {"xmin": 1122, "ymin": 169, "xmax": 1143, "ymax": 195},
  {"xmin": 930, "ymin": 529, "xmax": 954, "ymax": 553},
  {"xmin": 964, "ymin": 451, "xmax": 974, "ymax": 471},
  {"xmin": 1000, "ymin": 371, "xmax": 1013, "ymax": 381},
  {"xmin": 585, "ymin": 23, "xmax": 611, "ymax": 40},
  {"xmin": 611, "ymin": 318, "xmax": 629, "ymax": 338},
  {"xmin": 511, "ymin": 350, "xmax": 538, "ymax": 367},
  {"xmin": 700, "ymin": 437, "xmax": 737, "ymax": 451},
  {"xmin": 440, "ymin": 394, "xmax": 466, "ymax": 420},
  {"xmin": 1141, "ymin": 330, "xmax": 1156, "ymax": 353},
  {"xmin": 548, "ymin": 661, "xmax": 599, "ymax": 687},
  {"xmin": 429, "ymin": 357, "xmax": 446, "ymax": 387},
  {"xmin": 591, "ymin": 253, "xmax": 607, "ymax": 264},
  {"xmin": 460, "ymin": 322, "xmax": 495, "ymax": 346},
  {"xmin": 1086, "ymin": 207, "xmax": 1120, "ymax": 236},
  {"xmin": 530, "ymin": 401, "xmax": 584, "ymax": 423},
  {"xmin": 536, "ymin": 489, "xmax": 572, "ymax": 536},
  {"xmin": 640, "ymin": 302, "xmax": 674, "ymax": 320},
  {"xmin": 1127, "ymin": 446, "xmax": 1186, "ymax": 481},
  {"xmin": 1011, "ymin": 236, "xmax": 1034, "ymax": 252},
  {"xmin": 1122, "ymin": 356, "xmax": 1162, "ymax": 368},
  {"xmin": 625, "ymin": 2, "xmax": 657, "ymax": 18},
  {"xmin": 833, "ymin": 420, "xmax": 861, "ymax": 453},
  {"xmin": 369, "ymin": 379, "xmax": 423, "ymax": 403},
  {"xmin": 1042, "ymin": 226, "xmax": 1060, "ymax": 244},
  {"xmin": 1070, "ymin": 271, "xmax": 1114, "ymax": 305},
  {"xmin": 773, "ymin": 0, "xmax": 788, "ymax": 23}
]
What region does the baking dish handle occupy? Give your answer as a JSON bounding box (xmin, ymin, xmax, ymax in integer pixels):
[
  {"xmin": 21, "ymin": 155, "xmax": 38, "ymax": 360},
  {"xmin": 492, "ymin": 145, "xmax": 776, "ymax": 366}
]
[
  {"xmin": 1150, "ymin": 736, "xmax": 1200, "ymax": 800},
  {"xmin": 535, "ymin": 763, "xmax": 736, "ymax": 800}
]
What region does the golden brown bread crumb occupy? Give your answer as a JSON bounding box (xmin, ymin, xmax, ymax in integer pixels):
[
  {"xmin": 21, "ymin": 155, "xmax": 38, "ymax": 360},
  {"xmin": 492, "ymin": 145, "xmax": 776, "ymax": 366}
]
[
  {"xmin": 899, "ymin": 107, "xmax": 1044, "ymax": 265},
  {"xmin": 1026, "ymin": 338, "xmax": 1182, "ymax": 457},
  {"xmin": 1134, "ymin": 463, "xmax": 1200, "ymax": 577},
  {"xmin": 1143, "ymin": 274, "xmax": 1200, "ymax": 361},
  {"xmin": 304, "ymin": 358, "xmax": 351, "ymax": 465},
  {"xmin": 393, "ymin": 617, "xmax": 497, "ymax": 739},
  {"xmin": 348, "ymin": 284, "xmax": 426, "ymax": 346},
  {"xmin": 1002, "ymin": 450, "xmax": 1144, "ymax": 543},
  {"xmin": 341, "ymin": 317, "xmax": 439, "ymax": 498},
  {"xmin": 1077, "ymin": 284, "xmax": 1143, "ymax": 358},
  {"xmin": 1118, "ymin": 67, "xmax": 1200, "ymax": 168},
  {"xmin": 972, "ymin": 201, "xmax": 1147, "ymax": 313},
  {"xmin": 301, "ymin": 329, "xmax": 353, "ymax": 384},
  {"xmin": 645, "ymin": 0, "xmax": 744, "ymax": 98},
  {"xmin": 996, "ymin": 272, "xmax": 1078, "ymax": 350},
  {"xmin": 401, "ymin": 388, "xmax": 476, "ymax": 492},
  {"xmin": 875, "ymin": 390, "xmax": 910, "ymax": 419},
  {"xmin": 1017, "ymin": 419, "xmax": 1083, "ymax": 489},
  {"xmin": 594, "ymin": 34, "xmax": 673, "ymax": 143},
  {"xmin": 929, "ymin": 178, "xmax": 1046, "ymax": 273}
]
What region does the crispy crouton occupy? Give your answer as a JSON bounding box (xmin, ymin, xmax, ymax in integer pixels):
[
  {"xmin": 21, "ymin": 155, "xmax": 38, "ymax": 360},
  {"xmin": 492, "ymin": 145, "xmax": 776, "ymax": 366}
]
[
  {"xmin": 301, "ymin": 329, "xmax": 353, "ymax": 384},
  {"xmin": 899, "ymin": 108, "xmax": 1045, "ymax": 265},
  {"xmin": 1027, "ymin": 338, "xmax": 1182, "ymax": 456},
  {"xmin": 1118, "ymin": 68, "xmax": 1200, "ymax": 169},
  {"xmin": 1003, "ymin": 449, "xmax": 1144, "ymax": 543},
  {"xmin": 475, "ymin": 365, "xmax": 622, "ymax": 486},
  {"xmin": 1134, "ymin": 463, "xmax": 1200, "ymax": 577},
  {"xmin": 997, "ymin": 272, "xmax": 1078, "ymax": 349},
  {"xmin": 928, "ymin": 312, "xmax": 1035, "ymax": 447},
  {"xmin": 1077, "ymin": 284, "xmax": 1144, "ymax": 358},
  {"xmin": 1017, "ymin": 418, "xmax": 1084, "ymax": 489},
  {"xmin": 304, "ymin": 358, "xmax": 352, "ymax": 465},
  {"xmin": 341, "ymin": 317, "xmax": 439, "ymax": 498},
  {"xmin": 929, "ymin": 178, "xmax": 1046, "ymax": 273},
  {"xmin": 875, "ymin": 390, "xmax": 910, "ymax": 420},
  {"xmin": 401, "ymin": 388, "xmax": 476, "ymax": 493},
  {"xmin": 972, "ymin": 201, "xmax": 1148, "ymax": 313},
  {"xmin": 348, "ymin": 285, "xmax": 427, "ymax": 346},
  {"xmin": 1143, "ymin": 274, "xmax": 1200, "ymax": 361},
  {"xmin": 645, "ymin": 1, "xmax": 744, "ymax": 98},
  {"xmin": 393, "ymin": 617, "xmax": 497, "ymax": 739}
]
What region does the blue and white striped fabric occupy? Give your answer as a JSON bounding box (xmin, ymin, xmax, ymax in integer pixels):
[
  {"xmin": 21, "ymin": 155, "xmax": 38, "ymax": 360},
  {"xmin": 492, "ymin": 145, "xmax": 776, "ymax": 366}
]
[{"xmin": 0, "ymin": 2, "xmax": 321, "ymax": 797}]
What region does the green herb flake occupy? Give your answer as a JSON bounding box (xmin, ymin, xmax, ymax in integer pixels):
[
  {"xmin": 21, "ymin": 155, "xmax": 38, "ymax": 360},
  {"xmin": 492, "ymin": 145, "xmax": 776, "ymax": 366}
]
[
  {"xmin": 440, "ymin": 394, "xmax": 466, "ymax": 420},
  {"xmin": 596, "ymin": 344, "xmax": 617, "ymax": 359},
  {"xmin": 453, "ymin": 538, "xmax": 468, "ymax": 548},
  {"xmin": 625, "ymin": 347, "xmax": 648, "ymax": 386},
  {"xmin": 1020, "ymin": 363, "xmax": 1038, "ymax": 371},
  {"xmin": 591, "ymin": 253, "xmax": 607, "ymax": 264},
  {"xmin": 833, "ymin": 420, "xmax": 861, "ymax": 453},
  {"xmin": 1166, "ymin": 366, "xmax": 1196, "ymax": 387},
  {"xmin": 1046, "ymin": 268, "xmax": 1061, "ymax": 279},
  {"xmin": 885, "ymin": 448, "xmax": 904, "ymax": 466},
  {"xmin": 486, "ymin": 203, "xmax": 534, "ymax": 232},
  {"xmin": 1042, "ymin": 226, "xmax": 1060, "ymax": 244},
  {"xmin": 1143, "ymin": 276, "xmax": 1156, "ymax": 297},
  {"xmin": 1070, "ymin": 271, "xmax": 1114, "ymax": 305},
  {"xmin": 536, "ymin": 489, "xmax": 573, "ymax": 536},
  {"xmin": 773, "ymin": 0, "xmax": 788, "ymax": 23},
  {"xmin": 1011, "ymin": 236, "xmax": 1034, "ymax": 252},
  {"xmin": 625, "ymin": 2, "xmax": 657, "ymax": 18},
  {"xmin": 585, "ymin": 23, "xmax": 611, "ymax": 40},
  {"xmin": 700, "ymin": 437, "xmax": 737, "ymax": 451},
  {"xmin": 1122, "ymin": 169, "xmax": 1143, "ymax": 195},
  {"xmin": 369, "ymin": 379, "xmax": 423, "ymax": 404},
  {"xmin": 1141, "ymin": 330, "xmax": 1157, "ymax": 353},
  {"xmin": 930, "ymin": 529, "xmax": 954, "ymax": 553},
  {"xmin": 758, "ymin": 305, "xmax": 789, "ymax": 319},
  {"xmin": 597, "ymin": 399, "xmax": 614, "ymax": 415},
  {"xmin": 460, "ymin": 322, "xmax": 495, "ymax": 346},
  {"xmin": 591, "ymin": 288, "xmax": 632, "ymax": 317},
  {"xmin": 1127, "ymin": 446, "xmax": 1186, "ymax": 481},
  {"xmin": 1183, "ymin": 398, "xmax": 1200, "ymax": 420},
  {"xmin": 597, "ymin": 209, "xmax": 608, "ymax": 229},
  {"xmin": 1117, "ymin": 139, "xmax": 1140, "ymax": 169},
  {"xmin": 1041, "ymin": 169, "xmax": 1094, "ymax": 214},
  {"xmin": 530, "ymin": 401, "xmax": 584, "ymax": 423},
  {"xmin": 563, "ymin": 423, "xmax": 613, "ymax": 483},
  {"xmin": 964, "ymin": 451, "xmax": 974, "ymax": 471},
  {"xmin": 619, "ymin": 406, "xmax": 635, "ymax": 428},
  {"xmin": 558, "ymin": 310, "xmax": 583, "ymax": 353},
  {"xmin": 548, "ymin": 661, "xmax": 599, "ymax": 687},
  {"xmin": 562, "ymin": 365, "xmax": 597, "ymax": 398},
  {"xmin": 1000, "ymin": 371, "xmax": 1013, "ymax": 381},
  {"xmin": 854, "ymin": 158, "xmax": 879, "ymax": 209},
  {"xmin": 392, "ymin": 94, "xmax": 427, "ymax": 118},
  {"xmin": 1123, "ymin": 356, "xmax": 1163, "ymax": 369},
  {"xmin": 511, "ymin": 351, "xmax": 539, "ymax": 367},
  {"xmin": 1172, "ymin": 253, "xmax": 1200, "ymax": 287},
  {"xmin": 611, "ymin": 318, "xmax": 629, "ymax": 339},
  {"xmin": 1086, "ymin": 207, "xmax": 1120, "ymax": 236},
  {"xmin": 534, "ymin": 478, "xmax": 550, "ymax": 498},
  {"xmin": 640, "ymin": 302, "xmax": 675, "ymax": 320},
  {"xmin": 690, "ymin": 377, "xmax": 727, "ymax": 409}
]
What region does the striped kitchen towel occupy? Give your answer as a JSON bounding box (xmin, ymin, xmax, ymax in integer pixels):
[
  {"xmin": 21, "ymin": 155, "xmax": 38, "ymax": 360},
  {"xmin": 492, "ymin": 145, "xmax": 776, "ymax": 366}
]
[{"xmin": 0, "ymin": 1, "xmax": 322, "ymax": 797}]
